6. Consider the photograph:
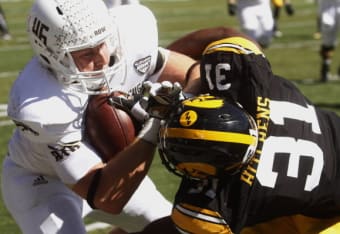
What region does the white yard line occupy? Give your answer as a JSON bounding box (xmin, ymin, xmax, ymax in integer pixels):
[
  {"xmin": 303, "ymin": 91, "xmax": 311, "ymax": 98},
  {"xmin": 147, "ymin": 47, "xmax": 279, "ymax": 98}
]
[
  {"xmin": 0, "ymin": 0, "xmax": 32, "ymax": 2},
  {"xmin": 85, "ymin": 222, "xmax": 112, "ymax": 232},
  {"xmin": 0, "ymin": 104, "xmax": 11, "ymax": 126},
  {"xmin": 0, "ymin": 104, "xmax": 7, "ymax": 116},
  {"xmin": 0, "ymin": 120, "xmax": 12, "ymax": 126},
  {"xmin": 0, "ymin": 71, "xmax": 18, "ymax": 78},
  {"xmin": 0, "ymin": 44, "xmax": 31, "ymax": 52}
]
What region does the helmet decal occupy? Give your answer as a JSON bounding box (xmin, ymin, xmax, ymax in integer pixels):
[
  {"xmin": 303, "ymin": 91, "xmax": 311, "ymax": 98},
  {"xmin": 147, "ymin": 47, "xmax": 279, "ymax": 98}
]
[
  {"xmin": 31, "ymin": 17, "xmax": 49, "ymax": 46},
  {"xmin": 179, "ymin": 110, "xmax": 198, "ymax": 127}
]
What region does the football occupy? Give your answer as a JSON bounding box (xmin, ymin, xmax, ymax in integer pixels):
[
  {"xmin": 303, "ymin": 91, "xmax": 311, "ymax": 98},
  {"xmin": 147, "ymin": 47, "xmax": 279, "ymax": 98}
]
[
  {"xmin": 85, "ymin": 93, "xmax": 136, "ymax": 162},
  {"xmin": 167, "ymin": 26, "xmax": 260, "ymax": 60}
]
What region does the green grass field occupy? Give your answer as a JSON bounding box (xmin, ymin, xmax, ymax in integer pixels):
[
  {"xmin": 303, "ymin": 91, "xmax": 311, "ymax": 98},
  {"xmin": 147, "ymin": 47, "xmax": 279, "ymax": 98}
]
[{"xmin": 0, "ymin": 0, "xmax": 339, "ymax": 233}]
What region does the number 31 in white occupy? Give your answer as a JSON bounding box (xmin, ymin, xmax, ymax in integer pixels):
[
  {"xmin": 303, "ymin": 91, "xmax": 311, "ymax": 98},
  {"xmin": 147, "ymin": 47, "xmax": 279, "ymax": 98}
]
[{"xmin": 256, "ymin": 100, "xmax": 324, "ymax": 191}]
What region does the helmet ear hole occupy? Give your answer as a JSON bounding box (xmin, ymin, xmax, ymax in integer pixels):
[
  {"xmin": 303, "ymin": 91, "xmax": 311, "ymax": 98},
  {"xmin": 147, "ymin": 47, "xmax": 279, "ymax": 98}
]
[{"xmin": 159, "ymin": 95, "xmax": 258, "ymax": 179}]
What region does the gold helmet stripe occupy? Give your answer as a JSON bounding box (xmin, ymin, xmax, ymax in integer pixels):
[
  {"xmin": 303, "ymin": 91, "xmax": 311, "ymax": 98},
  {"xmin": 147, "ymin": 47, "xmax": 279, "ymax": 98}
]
[
  {"xmin": 164, "ymin": 127, "xmax": 257, "ymax": 145},
  {"xmin": 203, "ymin": 37, "xmax": 263, "ymax": 56}
]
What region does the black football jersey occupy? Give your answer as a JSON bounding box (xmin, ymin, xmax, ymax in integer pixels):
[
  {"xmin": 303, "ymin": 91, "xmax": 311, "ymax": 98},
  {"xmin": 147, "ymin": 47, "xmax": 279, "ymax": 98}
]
[{"xmin": 196, "ymin": 50, "xmax": 340, "ymax": 233}]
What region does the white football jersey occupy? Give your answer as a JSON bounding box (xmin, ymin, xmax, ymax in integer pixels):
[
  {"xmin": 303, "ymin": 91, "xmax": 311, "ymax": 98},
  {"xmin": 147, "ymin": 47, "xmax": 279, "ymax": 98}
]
[
  {"xmin": 6, "ymin": 4, "xmax": 163, "ymax": 185},
  {"xmin": 108, "ymin": 5, "xmax": 163, "ymax": 93}
]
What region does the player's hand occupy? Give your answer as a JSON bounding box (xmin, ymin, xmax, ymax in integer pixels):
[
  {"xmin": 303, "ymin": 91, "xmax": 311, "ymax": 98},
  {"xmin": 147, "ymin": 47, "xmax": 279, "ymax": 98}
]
[
  {"xmin": 285, "ymin": 3, "xmax": 294, "ymax": 16},
  {"xmin": 227, "ymin": 3, "xmax": 236, "ymax": 16},
  {"xmin": 108, "ymin": 92, "xmax": 149, "ymax": 123},
  {"xmin": 137, "ymin": 118, "xmax": 161, "ymax": 145},
  {"xmin": 140, "ymin": 81, "xmax": 184, "ymax": 119}
]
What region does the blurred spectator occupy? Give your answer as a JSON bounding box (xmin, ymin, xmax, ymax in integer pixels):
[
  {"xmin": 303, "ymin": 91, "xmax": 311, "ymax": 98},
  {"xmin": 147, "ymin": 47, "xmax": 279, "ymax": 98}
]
[
  {"xmin": 318, "ymin": 0, "xmax": 340, "ymax": 82},
  {"xmin": 313, "ymin": 0, "xmax": 322, "ymax": 39},
  {"xmin": 226, "ymin": 0, "xmax": 274, "ymax": 48},
  {"xmin": 271, "ymin": 0, "xmax": 295, "ymax": 38},
  {"xmin": 0, "ymin": 4, "xmax": 11, "ymax": 40}
]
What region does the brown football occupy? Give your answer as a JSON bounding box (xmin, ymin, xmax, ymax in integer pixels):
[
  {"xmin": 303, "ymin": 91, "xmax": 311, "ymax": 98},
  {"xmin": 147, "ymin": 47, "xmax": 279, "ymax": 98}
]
[
  {"xmin": 167, "ymin": 26, "xmax": 261, "ymax": 60},
  {"xmin": 85, "ymin": 93, "xmax": 136, "ymax": 162}
]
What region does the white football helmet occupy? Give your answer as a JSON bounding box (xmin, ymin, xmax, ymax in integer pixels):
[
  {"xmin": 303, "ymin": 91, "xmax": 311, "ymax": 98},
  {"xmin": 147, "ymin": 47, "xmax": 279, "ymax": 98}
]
[{"xmin": 27, "ymin": 0, "xmax": 125, "ymax": 94}]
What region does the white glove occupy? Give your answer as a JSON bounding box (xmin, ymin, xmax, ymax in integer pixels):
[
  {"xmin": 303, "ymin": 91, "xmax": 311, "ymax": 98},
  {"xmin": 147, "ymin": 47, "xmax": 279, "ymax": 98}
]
[
  {"xmin": 139, "ymin": 81, "xmax": 184, "ymax": 119},
  {"xmin": 108, "ymin": 93, "xmax": 149, "ymax": 123},
  {"xmin": 137, "ymin": 118, "xmax": 161, "ymax": 145}
]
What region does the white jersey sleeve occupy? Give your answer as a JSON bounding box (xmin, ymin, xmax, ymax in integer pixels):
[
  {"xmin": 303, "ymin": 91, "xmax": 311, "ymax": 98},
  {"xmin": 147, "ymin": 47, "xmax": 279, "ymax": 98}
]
[
  {"xmin": 7, "ymin": 58, "xmax": 86, "ymax": 144},
  {"xmin": 7, "ymin": 58, "xmax": 102, "ymax": 184}
]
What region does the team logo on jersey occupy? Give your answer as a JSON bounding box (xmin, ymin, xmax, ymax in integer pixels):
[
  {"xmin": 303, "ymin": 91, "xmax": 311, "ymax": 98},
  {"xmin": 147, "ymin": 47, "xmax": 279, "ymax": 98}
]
[
  {"xmin": 33, "ymin": 175, "xmax": 48, "ymax": 186},
  {"xmin": 134, "ymin": 56, "xmax": 151, "ymax": 74},
  {"xmin": 13, "ymin": 120, "xmax": 39, "ymax": 136},
  {"xmin": 48, "ymin": 142, "xmax": 80, "ymax": 162}
]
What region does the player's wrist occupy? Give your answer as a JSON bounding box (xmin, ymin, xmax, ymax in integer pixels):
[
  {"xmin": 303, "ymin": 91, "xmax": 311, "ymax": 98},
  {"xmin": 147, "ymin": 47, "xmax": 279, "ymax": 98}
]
[{"xmin": 137, "ymin": 118, "xmax": 161, "ymax": 145}]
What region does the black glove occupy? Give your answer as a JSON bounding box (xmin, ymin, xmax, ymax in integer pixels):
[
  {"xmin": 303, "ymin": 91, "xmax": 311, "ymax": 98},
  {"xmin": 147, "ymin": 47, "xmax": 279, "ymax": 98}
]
[
  {"xmin": 139, "ymin": 81, "xmax": 184, "ymax": 119},
  {"xmin": 227, "ymin": 3, "xmax": 236, "ymax": 16},
  {"xmin": 285, "ymin": 3, "xmax": 294, "ymax": 16}
]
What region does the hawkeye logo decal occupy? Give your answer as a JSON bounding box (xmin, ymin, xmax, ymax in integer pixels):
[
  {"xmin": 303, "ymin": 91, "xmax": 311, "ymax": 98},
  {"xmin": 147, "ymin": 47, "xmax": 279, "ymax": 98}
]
[
  {"xmin": 179, "ymin": 110, "xmax": 198, "ymax": 127},
  {"xmin": 134, "ymin": 56, "xmax": 151, "ymax": 74}
]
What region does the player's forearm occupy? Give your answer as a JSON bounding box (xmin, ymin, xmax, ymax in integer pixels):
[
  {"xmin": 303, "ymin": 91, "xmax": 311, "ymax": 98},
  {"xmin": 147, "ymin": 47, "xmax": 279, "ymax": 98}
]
[
  {"xmin": 183, "ymin": 62, "xmax": 201, "ymax": 95},
  {"xmin": 159, "ymin": 51, "xmax": 196, "ymax": 84},
  {"xmin": 159, "ymin": 51, "xmax": 202, "ymax": 95},
  {"xmin": 72, "ymin": 139, "xmax": 155, "ymax": 214},
  {"xmin": 97, "ymin": 138, "xmax": 155, "ymax": 213}
]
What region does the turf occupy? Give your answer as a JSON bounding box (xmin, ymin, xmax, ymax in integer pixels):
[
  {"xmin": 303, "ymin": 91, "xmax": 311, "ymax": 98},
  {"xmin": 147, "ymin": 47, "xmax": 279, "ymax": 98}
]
[{"xmin": 0, "ymin": 0, "xmax": 339, "ymax": 233}]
